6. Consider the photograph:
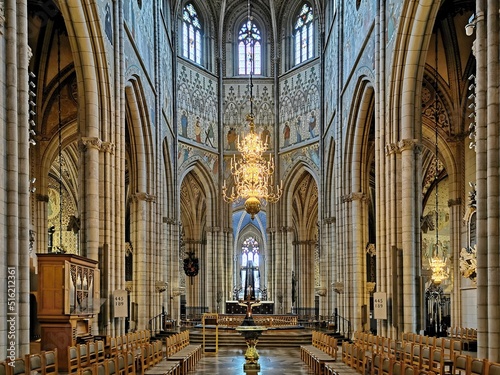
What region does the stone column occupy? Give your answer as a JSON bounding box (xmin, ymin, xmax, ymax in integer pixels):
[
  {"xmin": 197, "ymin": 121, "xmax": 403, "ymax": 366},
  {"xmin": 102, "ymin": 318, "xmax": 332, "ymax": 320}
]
[
  {"xmin": 80, "ymin": 137, "xmax": 102, "ymax": 262},
  {"xmin": 399, "ymin": 139, "xmax": 421, "ymax": 334},
  {"xmin": 448, "ymin": 197, "xmax": 462, "ymax": 328},
  {"xmin": 343, "ymin": 192, "xmax": 369, "ymax": 332},
  {"xmin": 131, "ymin": 192, "xmax": 156, "ymax": 330}
]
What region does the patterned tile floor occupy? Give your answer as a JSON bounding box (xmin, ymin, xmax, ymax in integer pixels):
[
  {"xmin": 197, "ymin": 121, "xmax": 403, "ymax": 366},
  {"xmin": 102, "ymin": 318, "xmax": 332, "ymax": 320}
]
[{"xmin": 183, "ymin": 347, "xmax": 358, "ymax": 375}]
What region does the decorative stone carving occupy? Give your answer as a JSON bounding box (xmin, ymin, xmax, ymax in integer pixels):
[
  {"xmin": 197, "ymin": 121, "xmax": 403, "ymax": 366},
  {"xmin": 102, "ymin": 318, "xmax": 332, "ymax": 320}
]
[
  {"xmin": 324, "ymin": 217, "xmax": 336, "ymax": 224},
  {"xmin": 366, "ymin": 243, "xmax": 376, "ymax": 257},
  {"xmin": 131, "ymin": 192, "xmax": 156, "ymax": 202},
  {"xmin": 332, "ymin": 282, "xmax": 344, "ymax": 294},
  {"xmin": 125, "ymin": 242, "xmax": 133, "ymax": 256},
  {"xmin": 385, "ymin": 143, "xmax": 399, "ymax": 155},
  {"xmin": 125, "ymin": 281, "xmax": 133, "ymax": 292},
  {"xmin": 155, "ymin": 281, "xmax": 168, "ymax": 293},
  {"xmin": 315, "ymin": 288, "xmax": 327, "ymax": 297},
  {"xmin": 366, "ymin": 282, "xmax": 376, "ymax": 294},
  {"xmin": 80, "ymin": 137, "xmax": 102, "ymax": 151},
  {"xmin": 398, "ymin": 138, "xmax": 419, "ymax": 152},
  {"xmin": 342, "ymin": 192, "xmax": 368, "ymax": 203},
  {"xmin": 101, "ymin": 142, "xmax": 115, "ymax": 154}
]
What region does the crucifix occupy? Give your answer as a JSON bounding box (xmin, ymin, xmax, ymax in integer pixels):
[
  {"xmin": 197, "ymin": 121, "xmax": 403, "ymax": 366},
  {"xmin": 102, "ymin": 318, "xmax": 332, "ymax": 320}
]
[{"xmin": 239, "ymin": 260, "xmax": 261, "ymax": 323}]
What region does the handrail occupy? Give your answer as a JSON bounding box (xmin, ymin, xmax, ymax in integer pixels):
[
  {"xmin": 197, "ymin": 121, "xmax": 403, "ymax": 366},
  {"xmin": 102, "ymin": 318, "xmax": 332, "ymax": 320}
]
[
  {"xmin": 330, "ymin": 308, "xmax": 352, "ymax": 339},
  {"xmin": 148, "ymin": 311, "xmax": 166, "ymax": 336}
]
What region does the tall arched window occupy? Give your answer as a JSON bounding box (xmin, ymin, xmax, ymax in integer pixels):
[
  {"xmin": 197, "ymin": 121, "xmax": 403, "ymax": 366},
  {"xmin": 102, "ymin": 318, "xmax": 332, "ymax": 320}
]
[
  {"xmin": 294, "ymin": 3, "xmax": 314, "ymax": 65},
  {"xmin": 238, "ymin": 20, "xmax": 262, "ymax": 75},
  {"xmin": 241, "ymin": 237, "xmax": 260, "ymax": 293},
  {"xmin": 182, "ymin": 3, "xmax": 202, "ymax": 64}
]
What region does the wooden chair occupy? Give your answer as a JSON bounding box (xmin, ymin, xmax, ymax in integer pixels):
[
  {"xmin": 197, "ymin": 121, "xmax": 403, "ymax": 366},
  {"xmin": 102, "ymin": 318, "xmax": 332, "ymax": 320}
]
[
  {"xmin": 78, "ymin": 343, "xmax": 90, "ymax": 368},
  {"xmin": 389, "ymin": 359, "xmax": 403, "ymax": 375},
  {"xmin": 88, "ymin": 342, "xmax": 98, "ymax": 365},
  {"xmin": 109, "ymin": 337, "xmax": 117, "ymax": 358},
  {"xmin": 116, "ymin": 353, "xmax": 126, "ymax": 375},
  {"xmin": 485, "ymin": 361, "xmax": 500, "ymax": 375},
  {"xmin": 0, "ymin": 362, "xmax": 8, "ymax": 375},
  {"xmin": 403, "ymin": 342, "xmax": 413, "ymax": 365},
  {"xmin": 95, "ymin": 362, "xmax": 106, "ymax": 375},
  {"xmin": 470, "ymin": 357, "xmax": 487, "ymax": 375},
  {"xmin": 453, "ymin": 354, "xmax": 469, "ymax": 375},
  {"xmin": 371, "ymin": 352, "xmax": 384, "ymax": 375},
  {"xmin": 381, "ymin": 356, "xmax": 391, "ymax": 375},
  {"xmin": 411, "ymin": 344, "xmax": 422, "ymax": 368},
  {"xmin": 25, "ymin": 353, "xmax": 43, "ymax": 375},
  {"xmin": 125, "ymin": 352, "xmax": 136, "ymax": 375},
  {"xmin": 10, "ymin": 358, "xmax": 26, "ymax": 375},
  {"xmin": 68, "ymin": 345, "xmax": 80, "ymax": 373},
  {"xmin": 96, "ymin": 340, "xmax": 106, "ymax": 362},
  {"xmin": 420, "ymin": 345, "xmax": 432, "ymax": 371},
  {"xmin": 42, "ymin": 349, "xmax": 58, "ymax": 375},
  {"xmin": 78, "ymin": 365, "xmax": 96, "ymax": 375},
  {"xmin": 105, "ymin": 358, "xmax": 118, "ymax": 375},
  {"xmin": 429, "ymin": 348, "xmax": 445, "ymax": 375}
]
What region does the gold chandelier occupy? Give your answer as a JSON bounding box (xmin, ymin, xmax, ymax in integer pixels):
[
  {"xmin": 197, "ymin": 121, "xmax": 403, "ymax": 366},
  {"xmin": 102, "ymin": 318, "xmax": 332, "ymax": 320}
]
[
  {"xmin": 429, "ymin": 27, "xmax": 448, "ymax": 285},
  {"xmin": 223, "ymin": 113, "xmax": 282, "ymax": 219},
  {"xmin": 222, "ymin": 0, "xmax": 282, "ymax": 219}
]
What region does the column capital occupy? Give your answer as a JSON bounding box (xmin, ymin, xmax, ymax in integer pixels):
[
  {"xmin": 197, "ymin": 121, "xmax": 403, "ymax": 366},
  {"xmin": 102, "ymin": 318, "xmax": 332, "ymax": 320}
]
[
  {"xmin": 293, "ymin": 240, "xmax": 316, "ymax": 245},
  {"xmin": 80, "ymin": 137, "xmax": 103, "ymax": 151},
  {"xmin": 162, "ymin": 217, "xmax": 177, "ymax": 225},
  {"xmin": 207, "ymin": 226, "xmax": 221, "ymax": 232},
  {"xmin": 101, "ymin": 141, "xmax": 116, "ymax": 154},
  {"xmin": 398, "ymin": 138, "xmax": 420, "ymax": 152},
  {"xmin": 323, "ymin": 217, "xmax": 336, "ymax": 224},
  {"xmin": 279, "ymin": 226, "xmax": 294, "ymax": 232},
  {"xmin": 448, "ymin": 197, "xmax": 462, "ymax": 207},
  {"xmin": 385, "ymin": 142, "xmax": 399, "ymax": 155},
  {"xmin": 342, "ymin": 192, "xmax": 368, "ymax": 203},
  {"xmin": 131, "ymin": 192, "xmax": 156, "ymax": 202}
]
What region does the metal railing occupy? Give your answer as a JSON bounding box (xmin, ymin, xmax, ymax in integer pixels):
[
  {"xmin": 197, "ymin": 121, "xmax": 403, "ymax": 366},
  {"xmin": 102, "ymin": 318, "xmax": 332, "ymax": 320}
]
[{"xmin": 148, "ymin": 311, "xmax": 167, "ymax": 336}]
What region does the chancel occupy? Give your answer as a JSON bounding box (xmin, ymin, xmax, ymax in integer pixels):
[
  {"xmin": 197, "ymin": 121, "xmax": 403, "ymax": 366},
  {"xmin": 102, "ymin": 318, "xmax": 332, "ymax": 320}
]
[{"xmin": 2, "ymin": 0, "xmax": 500, "ymax": 374}]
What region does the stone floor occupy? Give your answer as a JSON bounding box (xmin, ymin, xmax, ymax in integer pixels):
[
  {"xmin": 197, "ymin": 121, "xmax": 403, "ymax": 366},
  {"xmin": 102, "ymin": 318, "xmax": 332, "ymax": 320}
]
[{"xmin": 184, "ymin": 347, "xmax": 358, "ymax": 375}]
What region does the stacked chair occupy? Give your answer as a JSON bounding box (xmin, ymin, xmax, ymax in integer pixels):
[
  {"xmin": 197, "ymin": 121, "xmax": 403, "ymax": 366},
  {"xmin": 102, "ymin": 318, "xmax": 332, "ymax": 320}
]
[{"xmin": 300, "ymin": 330, "xmax": 338, "ymax": 374}]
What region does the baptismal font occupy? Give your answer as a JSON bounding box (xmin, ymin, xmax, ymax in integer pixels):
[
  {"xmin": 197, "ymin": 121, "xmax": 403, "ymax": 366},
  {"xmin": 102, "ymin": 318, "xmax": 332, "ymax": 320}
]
[{"xmin": 235, "ymin": 260, "xmax": 267, "ymax": 373}]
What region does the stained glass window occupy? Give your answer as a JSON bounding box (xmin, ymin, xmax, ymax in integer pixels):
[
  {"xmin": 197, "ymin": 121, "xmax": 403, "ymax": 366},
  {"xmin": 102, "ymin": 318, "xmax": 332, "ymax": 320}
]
[
  {"xmin": 182, "ymin": 3, "xmax": 202, "ymax": 64},
  {"xmin": 241, "ymin": 237, "xmax": 260, "ymax": 293},
  {"xmin": 294, "ymin": 3, "xmax": 314, "ymax": 65},
  {"xmin": 238, "ymin": 20, "xmax": 262, "ymax": 75}
]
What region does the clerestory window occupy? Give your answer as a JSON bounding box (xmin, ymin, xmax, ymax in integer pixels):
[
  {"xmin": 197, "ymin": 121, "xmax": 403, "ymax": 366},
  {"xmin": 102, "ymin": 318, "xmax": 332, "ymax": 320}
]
[
  {"xmin": 182, "ymin": 3, "xmax": 202, "ymax": 64},
  {"xmin": 294, "ymin": 3, "xmax": 314, "ymax": 65},
  {"xmin": 238, "ymin": 20, "xmax": 262, "ymax": 75}
]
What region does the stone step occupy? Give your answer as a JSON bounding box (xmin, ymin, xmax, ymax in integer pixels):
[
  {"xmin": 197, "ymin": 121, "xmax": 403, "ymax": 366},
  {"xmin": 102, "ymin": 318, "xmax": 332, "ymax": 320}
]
[{"xmin": 188, "ymin": 329, "xmax": 313, "ymax": 347}]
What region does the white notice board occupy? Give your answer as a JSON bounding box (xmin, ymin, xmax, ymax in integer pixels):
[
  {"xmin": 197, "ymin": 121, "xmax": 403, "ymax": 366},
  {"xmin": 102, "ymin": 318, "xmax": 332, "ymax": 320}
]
[
  {"xmin": 113, "ymin": 289, "xmax": 128, "ymax": 318},
  {"xmin": 373, "ymin": 292, "xmax": 387, "ymax": 320}
]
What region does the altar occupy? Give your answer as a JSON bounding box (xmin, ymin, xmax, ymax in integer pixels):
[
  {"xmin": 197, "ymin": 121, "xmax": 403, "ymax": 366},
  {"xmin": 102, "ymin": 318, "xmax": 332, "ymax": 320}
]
[{"xmin": 225, "ymin": 300, "xmax": 274, "ymax": 314}]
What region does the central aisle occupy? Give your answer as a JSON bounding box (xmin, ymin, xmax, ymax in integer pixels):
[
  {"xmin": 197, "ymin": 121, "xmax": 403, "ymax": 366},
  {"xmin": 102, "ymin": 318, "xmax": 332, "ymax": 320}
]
[{"xmin": 184, "ymin": 347, "xmax": 357, "ymax": 375}]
